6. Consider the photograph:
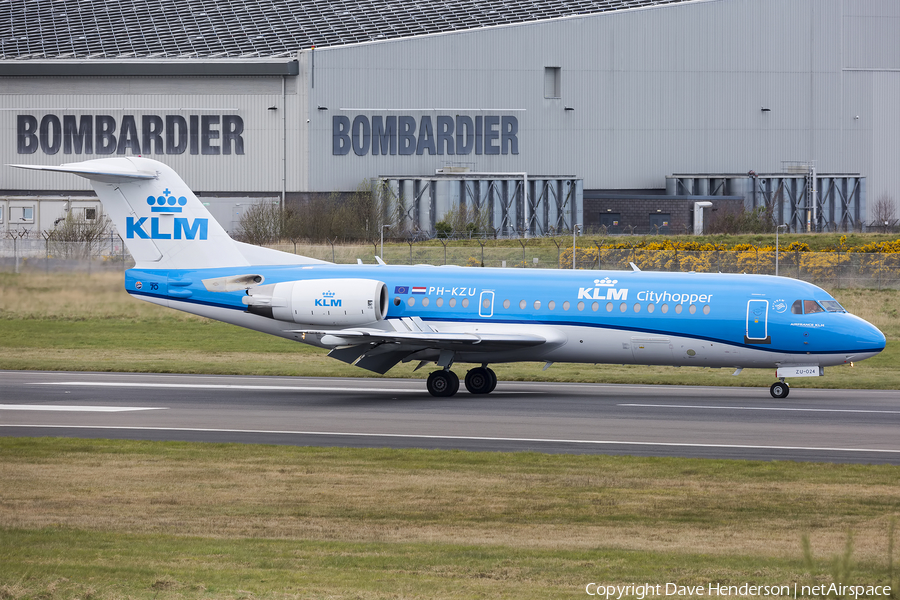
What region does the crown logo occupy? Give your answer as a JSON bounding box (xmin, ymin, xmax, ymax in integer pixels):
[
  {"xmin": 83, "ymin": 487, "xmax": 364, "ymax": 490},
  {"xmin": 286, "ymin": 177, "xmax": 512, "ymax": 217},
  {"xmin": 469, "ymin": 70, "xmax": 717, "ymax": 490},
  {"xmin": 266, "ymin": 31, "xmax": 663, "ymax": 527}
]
[
  {"xmin": 323, "ymin": 291, "xmax": 336, "ymax": 298},
  {"xmin": 147, "ymin": 188, "xmax": 188, "ymax": 213},
  {"xmin": 595, "ymin": 277, "xmax": 618, "ymax": 287}
]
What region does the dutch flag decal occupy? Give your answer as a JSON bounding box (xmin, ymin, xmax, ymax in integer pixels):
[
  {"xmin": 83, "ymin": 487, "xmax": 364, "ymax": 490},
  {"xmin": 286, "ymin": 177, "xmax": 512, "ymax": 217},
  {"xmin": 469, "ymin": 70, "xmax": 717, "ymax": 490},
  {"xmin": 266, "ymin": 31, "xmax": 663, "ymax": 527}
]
[{"xmin": 412, "ymin": 286, "xmax": 427, "ymax": 294}]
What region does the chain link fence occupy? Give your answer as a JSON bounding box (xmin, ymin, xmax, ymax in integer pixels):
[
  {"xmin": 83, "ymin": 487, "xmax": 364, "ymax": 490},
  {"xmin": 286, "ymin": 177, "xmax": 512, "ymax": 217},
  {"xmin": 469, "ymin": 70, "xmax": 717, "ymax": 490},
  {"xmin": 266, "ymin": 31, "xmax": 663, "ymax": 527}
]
[
  {"xmin": 2, "ymin": 238, "xmax": 898, "ymax": 289},
  {"xmin": 0, "ymin": 236, "xmax": 131, "ymax": 273}
]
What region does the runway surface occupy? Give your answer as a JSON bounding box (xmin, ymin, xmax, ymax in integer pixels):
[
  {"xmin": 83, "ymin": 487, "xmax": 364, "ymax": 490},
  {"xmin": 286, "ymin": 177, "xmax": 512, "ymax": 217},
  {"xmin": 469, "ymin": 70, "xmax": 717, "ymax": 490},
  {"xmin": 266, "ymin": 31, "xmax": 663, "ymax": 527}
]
[{"xmin": 1, "ymin": 370, "xmax": 899, "ymax": 464}]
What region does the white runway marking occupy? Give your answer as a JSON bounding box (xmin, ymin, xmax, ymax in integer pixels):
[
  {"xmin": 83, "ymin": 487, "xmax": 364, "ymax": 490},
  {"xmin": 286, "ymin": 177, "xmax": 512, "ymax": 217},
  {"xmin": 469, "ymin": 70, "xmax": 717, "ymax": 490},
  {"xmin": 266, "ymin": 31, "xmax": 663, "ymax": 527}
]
[
  {"xmin": 0, "ymin": 405, "xmax": 166, "ymax": 412},
  {"xmin": 620, "ymin": 403, "xmax": 900, "ymax": 414},
  {"xmin": 31, "ymin": 382, "xmax": 419, "ymax": 393},
  {"xmin": 1, "ymin": 424, "xmax": 899, "ymax": 454}
]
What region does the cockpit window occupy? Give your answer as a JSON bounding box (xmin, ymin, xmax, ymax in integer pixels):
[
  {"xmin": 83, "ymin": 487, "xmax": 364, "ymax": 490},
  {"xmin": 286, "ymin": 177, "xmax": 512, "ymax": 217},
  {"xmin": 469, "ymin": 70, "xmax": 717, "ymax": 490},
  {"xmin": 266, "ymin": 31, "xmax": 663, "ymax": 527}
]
[
  {"xmin": 804, "ymin": 300, "xmax": 825, "ymax": 314},
  {"xmin": 820, "ymin": 300, "xmax": 846, "ymax": 313},
  {"xmin": 792, "ymin": 299, "xmax": 841, "ymax": 314}
]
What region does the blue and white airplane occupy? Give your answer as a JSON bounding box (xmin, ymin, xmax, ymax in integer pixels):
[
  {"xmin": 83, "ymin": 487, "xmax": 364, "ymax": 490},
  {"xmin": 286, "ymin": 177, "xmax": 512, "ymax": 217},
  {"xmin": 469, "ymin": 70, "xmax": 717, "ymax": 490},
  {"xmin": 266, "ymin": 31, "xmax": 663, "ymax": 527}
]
[{"xmin": 12, "ymin": 157, "xmax": 886, "ymax": 398}]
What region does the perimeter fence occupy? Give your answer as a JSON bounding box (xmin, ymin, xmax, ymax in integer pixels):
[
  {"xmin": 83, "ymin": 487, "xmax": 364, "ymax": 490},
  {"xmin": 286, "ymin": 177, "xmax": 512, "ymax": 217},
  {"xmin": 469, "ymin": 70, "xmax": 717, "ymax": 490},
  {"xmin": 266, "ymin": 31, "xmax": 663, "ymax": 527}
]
[
  {"xmin": 2, "ymin": 238, "xmax": 899, "ymax": 289},
  {"xmin": 0, "ymin": 237, "xmax": 129, "ymax": 274}
]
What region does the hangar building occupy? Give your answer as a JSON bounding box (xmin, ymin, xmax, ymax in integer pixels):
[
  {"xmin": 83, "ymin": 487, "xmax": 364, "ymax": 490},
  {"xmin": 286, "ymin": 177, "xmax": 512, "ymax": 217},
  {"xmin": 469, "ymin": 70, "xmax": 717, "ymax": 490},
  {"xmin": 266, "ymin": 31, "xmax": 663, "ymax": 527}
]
[{"xmin": 2, "ymin": 0, "xmax": 898, "ymax": 237}]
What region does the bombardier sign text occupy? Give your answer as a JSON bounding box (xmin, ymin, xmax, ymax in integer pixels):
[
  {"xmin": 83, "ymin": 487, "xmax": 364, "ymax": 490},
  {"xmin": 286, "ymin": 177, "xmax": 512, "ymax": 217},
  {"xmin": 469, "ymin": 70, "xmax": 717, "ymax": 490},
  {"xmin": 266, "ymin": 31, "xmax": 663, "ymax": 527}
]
[
  {"xmin": 16, "ymin": 114, "xmax": 245, "ymax": 156},
  {"xmin": 333, "ymin": 114, "xmax": 519, "ymax": 156}
]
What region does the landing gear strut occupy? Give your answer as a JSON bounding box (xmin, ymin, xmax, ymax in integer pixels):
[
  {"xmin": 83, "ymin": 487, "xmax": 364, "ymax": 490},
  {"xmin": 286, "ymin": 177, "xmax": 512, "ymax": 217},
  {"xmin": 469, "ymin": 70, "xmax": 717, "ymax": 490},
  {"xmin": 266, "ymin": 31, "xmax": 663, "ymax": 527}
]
[
  {"xmin": 426, "ymin": 366, "xmax": 497, "ymax": 397},
  {"xmin": 769, "ymin": 380, "xmax": 790, "ymax": 399}
]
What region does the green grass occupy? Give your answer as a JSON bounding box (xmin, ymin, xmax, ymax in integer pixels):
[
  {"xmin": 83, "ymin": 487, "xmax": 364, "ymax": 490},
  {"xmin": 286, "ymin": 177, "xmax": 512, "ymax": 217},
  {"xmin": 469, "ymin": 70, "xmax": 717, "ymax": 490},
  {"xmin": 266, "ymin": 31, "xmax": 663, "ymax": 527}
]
[
  {"xmin": 2, "ymin": 267, "xmax": 899, "ymax": 597},
  {"xmin": 1, "ymin": 439, "xmax": 899, "ymax": 599},
  {"xmin": 0, "ymin": 529, "xmax": 885, "ymax": 600}
]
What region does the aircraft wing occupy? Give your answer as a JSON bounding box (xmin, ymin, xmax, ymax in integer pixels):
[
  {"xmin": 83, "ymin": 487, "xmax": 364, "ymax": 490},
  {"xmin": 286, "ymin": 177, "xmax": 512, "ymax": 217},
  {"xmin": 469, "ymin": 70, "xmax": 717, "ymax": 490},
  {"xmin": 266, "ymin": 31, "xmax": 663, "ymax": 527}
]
[{"xmin": 288, "ymin": 317, "xmax": 547, "ymax": 374}]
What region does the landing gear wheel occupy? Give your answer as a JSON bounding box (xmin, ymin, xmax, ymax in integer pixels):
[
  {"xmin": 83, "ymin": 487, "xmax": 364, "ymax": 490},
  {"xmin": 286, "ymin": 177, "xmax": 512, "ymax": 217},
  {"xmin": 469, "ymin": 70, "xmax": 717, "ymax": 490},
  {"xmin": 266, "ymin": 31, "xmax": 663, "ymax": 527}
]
[
  {"xmin": 465, "ymin": 367, "xmax": 493, "ymax": 394},
  {"xmin": 770, "ymin": 381, "xmax": 790, "ymax": 399},
  {"xmin": 427, "ymin": 370, "xmax": 459, "ymax": 397},
  {"xmin": 447, "ymin": 370, "xmax": 460, "ymax": 396},
  {"xmin": 485, "ymin": 367, "xmax": 497, "ymax": 393}
]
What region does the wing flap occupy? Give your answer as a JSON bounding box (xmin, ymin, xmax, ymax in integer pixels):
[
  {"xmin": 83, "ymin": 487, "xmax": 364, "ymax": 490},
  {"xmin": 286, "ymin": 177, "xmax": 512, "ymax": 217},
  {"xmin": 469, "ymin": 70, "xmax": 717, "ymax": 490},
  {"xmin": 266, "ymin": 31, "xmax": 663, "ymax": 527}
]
[
  {"xmin": 298, "ymin": 320, "xmax": 551, "ymax": 374},
  {"xmin": 294, "ymin": 328, "xmax": 547, "ymax": 350}
]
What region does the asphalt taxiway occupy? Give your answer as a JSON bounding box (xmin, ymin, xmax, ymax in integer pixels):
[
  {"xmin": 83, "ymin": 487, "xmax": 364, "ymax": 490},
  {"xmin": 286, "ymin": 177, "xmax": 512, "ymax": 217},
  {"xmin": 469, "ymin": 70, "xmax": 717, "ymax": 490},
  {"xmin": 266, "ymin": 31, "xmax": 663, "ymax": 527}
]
[{"xmin": 1, "ymin": 370, "xmax": 898, "ymax": 464}]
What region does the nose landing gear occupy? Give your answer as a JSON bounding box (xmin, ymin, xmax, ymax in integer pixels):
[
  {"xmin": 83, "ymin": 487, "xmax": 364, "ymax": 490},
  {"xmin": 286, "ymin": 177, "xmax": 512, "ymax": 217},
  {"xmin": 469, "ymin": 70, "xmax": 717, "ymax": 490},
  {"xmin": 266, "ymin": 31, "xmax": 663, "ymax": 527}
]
[
  {"xmin": 769, "ymin": 380, "xmax": 790, "ymax": 398},
  {"xmin": 426, "ymin": 366, "xmax": 497, "ymax": 397}
]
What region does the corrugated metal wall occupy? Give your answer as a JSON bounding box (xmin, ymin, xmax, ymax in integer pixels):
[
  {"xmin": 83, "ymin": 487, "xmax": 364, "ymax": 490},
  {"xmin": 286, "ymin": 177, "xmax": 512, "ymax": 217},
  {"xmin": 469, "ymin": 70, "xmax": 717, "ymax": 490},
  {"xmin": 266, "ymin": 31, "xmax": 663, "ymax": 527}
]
[
  {"xmin": 304, "ymin": 0, "xmax": 899, "ymax": 218},
  {"xmin": 3, "ymin": 0, "xmax": 898, "ymax": 222},
  {"xmin": 0, "ymin": 78, "xmax": 289, "ymax": 193}
]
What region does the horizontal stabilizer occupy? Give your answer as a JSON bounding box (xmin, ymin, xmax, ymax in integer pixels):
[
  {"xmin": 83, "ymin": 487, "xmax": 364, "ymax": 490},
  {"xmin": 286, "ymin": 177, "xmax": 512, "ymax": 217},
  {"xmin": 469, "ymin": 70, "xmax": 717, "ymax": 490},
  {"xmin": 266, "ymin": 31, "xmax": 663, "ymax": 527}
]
[{"xmin": 10, "ymin": 160, "xmax": 158, "ymax": 183}]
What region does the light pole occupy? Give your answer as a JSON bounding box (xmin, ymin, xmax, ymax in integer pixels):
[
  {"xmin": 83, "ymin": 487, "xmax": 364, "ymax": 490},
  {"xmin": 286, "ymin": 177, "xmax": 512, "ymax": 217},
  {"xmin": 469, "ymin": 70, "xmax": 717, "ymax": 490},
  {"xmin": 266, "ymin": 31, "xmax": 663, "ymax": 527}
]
[
  {"xmin": 572, "ymin": 224, "xmax": 581, "ymax": 270},
  {"xmin": 775, "ymin": 224, "xmax": 787, "ymax": 276}
]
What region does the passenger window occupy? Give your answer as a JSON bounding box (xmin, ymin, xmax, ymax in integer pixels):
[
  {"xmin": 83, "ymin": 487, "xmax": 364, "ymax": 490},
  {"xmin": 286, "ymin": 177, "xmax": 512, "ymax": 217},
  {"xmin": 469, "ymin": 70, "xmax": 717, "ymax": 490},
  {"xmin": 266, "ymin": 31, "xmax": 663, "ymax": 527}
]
[
  {"xmin": 792, "ymin": 300, "xmax": 803, "ymax": 314},
  {"xmin": 804, "ymin": 300, "xmax": 824, "ymax": 314}
]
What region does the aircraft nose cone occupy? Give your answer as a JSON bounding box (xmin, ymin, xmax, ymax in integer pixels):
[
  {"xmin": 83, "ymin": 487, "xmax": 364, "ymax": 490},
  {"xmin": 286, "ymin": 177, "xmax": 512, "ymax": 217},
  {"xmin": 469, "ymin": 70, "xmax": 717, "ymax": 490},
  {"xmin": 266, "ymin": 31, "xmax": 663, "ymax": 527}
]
[
  {"xmin": 868, "ymin": 324, "xmax": 887, "ymax": 351},
  {"xmin": 856, "ymin": 319, "xmax": 886, "ymax": 353},
  {"xmin": 838, "ymin": 314, "xmax": 886, "ymax": 360}
]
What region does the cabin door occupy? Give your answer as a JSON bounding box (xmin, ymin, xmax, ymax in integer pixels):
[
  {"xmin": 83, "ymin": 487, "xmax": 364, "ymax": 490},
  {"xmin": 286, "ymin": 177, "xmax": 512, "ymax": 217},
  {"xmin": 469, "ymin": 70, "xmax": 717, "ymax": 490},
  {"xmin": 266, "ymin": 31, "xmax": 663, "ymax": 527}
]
[{"xmin": 745, "ymin": 299, "xmax": 770, "ymax": 343}]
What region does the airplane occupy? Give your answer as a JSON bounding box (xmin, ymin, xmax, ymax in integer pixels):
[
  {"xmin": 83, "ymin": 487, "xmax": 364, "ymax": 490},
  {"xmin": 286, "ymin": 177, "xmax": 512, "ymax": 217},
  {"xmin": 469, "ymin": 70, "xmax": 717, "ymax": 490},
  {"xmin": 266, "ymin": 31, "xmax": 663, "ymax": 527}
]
[{"xmin": 11, "ymin": 157, "xmax": 886, "ymax": 399}]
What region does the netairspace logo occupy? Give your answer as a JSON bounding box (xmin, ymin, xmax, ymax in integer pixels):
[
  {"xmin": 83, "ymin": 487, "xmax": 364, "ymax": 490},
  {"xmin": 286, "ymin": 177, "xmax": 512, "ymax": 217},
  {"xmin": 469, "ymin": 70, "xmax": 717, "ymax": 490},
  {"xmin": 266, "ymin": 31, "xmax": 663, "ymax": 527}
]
[{"xmin": 584, "ymin": 582, "xmax": 893, "ymax": 599}]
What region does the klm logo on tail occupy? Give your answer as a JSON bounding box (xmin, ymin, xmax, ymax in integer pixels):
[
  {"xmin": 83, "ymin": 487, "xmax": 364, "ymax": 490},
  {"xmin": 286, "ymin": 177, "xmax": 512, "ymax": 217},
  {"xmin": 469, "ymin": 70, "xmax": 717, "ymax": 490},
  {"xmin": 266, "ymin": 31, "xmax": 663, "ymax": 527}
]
[
  {"xmin": 126, "ymin": 188, "xmax": 208, "ymax": 240},
  {"xmin": 127, "ymin": 217, "xmax": 208, "ymax": 240},
  {"xmin": 148, "ymin": 189, "xmax": 187, "ymax": 213}
]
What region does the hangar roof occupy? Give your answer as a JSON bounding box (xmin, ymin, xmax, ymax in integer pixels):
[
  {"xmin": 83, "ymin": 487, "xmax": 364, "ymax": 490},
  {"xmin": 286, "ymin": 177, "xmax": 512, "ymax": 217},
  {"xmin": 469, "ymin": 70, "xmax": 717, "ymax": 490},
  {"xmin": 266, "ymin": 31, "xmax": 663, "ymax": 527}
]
[{"xmin": 2, "ymin": 0, "xmax": 687, "ymax": 60}]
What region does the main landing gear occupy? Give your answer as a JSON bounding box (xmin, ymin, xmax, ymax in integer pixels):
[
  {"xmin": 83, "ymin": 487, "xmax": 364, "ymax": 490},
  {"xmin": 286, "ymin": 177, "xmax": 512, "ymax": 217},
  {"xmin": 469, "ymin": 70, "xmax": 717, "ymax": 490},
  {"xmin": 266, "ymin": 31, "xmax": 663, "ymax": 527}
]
[
  {"xmin": 426, "ymin": 366, "xmax": 497, "ymax": 397},
  {"xmin": 769, "ymin": 380, "xmax": 790, "ymax": 399}
]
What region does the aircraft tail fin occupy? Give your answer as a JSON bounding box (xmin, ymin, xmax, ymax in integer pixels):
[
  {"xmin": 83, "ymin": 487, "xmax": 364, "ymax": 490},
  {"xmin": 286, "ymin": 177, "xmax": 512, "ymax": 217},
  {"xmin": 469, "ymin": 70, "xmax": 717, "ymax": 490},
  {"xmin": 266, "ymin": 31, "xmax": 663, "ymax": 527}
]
[{"xmin": 10, "ymin": 157, "xmax": 326, "ymax": 269}]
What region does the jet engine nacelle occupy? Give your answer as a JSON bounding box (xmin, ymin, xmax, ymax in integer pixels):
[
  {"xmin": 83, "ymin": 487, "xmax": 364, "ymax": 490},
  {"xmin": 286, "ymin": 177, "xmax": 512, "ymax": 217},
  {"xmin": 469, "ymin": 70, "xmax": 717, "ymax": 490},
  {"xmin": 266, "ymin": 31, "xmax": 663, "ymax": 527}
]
[{"xmin": 243, "ymin": 278, "xmax": 388, "ymax": 326}]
